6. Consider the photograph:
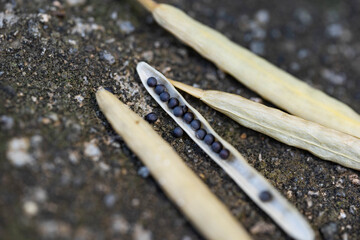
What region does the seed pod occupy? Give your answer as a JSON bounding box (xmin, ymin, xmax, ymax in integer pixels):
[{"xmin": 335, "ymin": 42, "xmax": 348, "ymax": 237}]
[
  {"xmin": 136, "ymin": 61, "xmax": 314, "ymax": 240},
  {"xmin": 96, "ymin": 87, "xmax": 251, "ymax": 240},
  {"xmin": 137, "ymin": 0, "xmax": 360, "ymax": 139},
  {"xmin": 170, "ymin": 80, "xmax": 360, "ymax": 171}
]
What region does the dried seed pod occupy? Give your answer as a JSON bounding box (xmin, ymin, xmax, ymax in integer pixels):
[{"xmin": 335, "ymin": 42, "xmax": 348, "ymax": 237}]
[
  {"xmin": 137, "ymin": 0, "xmax": 360, "ymax": 139},
  {"xmin": 96, "ymin": 87, "xmax": 251, "ymax": 240},
  {"xmin": 136, "ymin": 61, "xmax": 314, "ymax": 240},
  {"xmin": 170, "ymin": 80, "xmax": 360, "ymax": 171}
]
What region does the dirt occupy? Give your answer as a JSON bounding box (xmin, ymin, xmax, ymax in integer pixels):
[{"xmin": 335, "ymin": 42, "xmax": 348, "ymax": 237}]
[{"xmin": 0, "ymin": 0, "xmax": 359, "ymax": 239}]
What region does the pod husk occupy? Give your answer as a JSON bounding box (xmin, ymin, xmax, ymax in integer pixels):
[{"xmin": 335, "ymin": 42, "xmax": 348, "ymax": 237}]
[
  {"xmin": 137, "ymin": 0, "xmax": 360, "ymax": 138},
  {"xmin": 96, "ymin": 87, "xmax": 252, "ymax": 240},
  {"xmin": 170, "ymin": 80, "xmax": 360, "ymax": 170}
]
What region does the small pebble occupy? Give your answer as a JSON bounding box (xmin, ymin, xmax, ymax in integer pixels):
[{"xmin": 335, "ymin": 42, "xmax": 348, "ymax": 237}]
[
  {"xmin": 211, "ymin": 141, "xmax": 222, "ymax": 153},
  {"xmin": 147, "ymin": 77, "xmax": 157, "ymax": 87},
  {"xmin": 145, "ymin": 113, "xmax": 158, "ymax": 123},
  {"xmin": 172, "ymin": 127, "xmax": 184, "ymax": 138},
  {"xmin": 155, "ymin": 84, "xmax": 165, "ymax": 95},
  {"xmin": 183, "ymin": 112, "xmax": 194, "ymax": 123},
  {"xmin": 204, "ymin": 134, "xmax": 215, "ymax": 145},
  {"xmin": 219, "ymin": 149, "xmax": 230, "ymax": 159},
  {"xmin": 173, "ymin": 106, "xmax": 184, "ymax": 117},
  {"xmin": 259, "ymin": 190, "xmax": 273, "ymax": 202},
  {"xmin": 190, "ymin": 119, "xmax": 201, "ymax": 130},
  {"xmin": 159, "ymin": 92, "xmax": 170, "ymax": 102},
  {"xmin": 138, "ymin": 166, "xmax": 150, "ymax": 178},
  {"xmin": 195, "ymin": 129, "xmax": 206, "ymax": 140},
  {"xmin": 167, "ymin": 98, "xmax": 179, "ymax": 109}
]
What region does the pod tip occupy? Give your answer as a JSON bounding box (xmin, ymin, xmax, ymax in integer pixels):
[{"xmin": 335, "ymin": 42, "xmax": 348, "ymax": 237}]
[
  {"xmin": 137, "ymin": 0, "xmax": 159, "ymax": 12},
  {"xmin": 169, "ymin": 79, "xmax": 205, "ymax": 99}
]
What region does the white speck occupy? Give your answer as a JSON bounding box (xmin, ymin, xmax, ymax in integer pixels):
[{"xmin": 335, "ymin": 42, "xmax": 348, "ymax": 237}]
[
  {"xmin": 104, "ymin": 194, "xmax": 117, "ymax": 207},
  {"xmin": 117, "ymin": 20, "xmax": 135, "ymax": 34},
  {"xmin": 131, "ymin": 198, "xmax": 140, "ymax": 207},
  {"xmin": 137, "ymin": 166, "xmax": 150, "ymax": 178},
  {"xmin": 326, "ymin": 23, "xmax": 343, "ymax": 38},
  {"xmin": 7, "ymin": 137, "xmax": 34, "ymax": 167},
  {"xmin": 66, "ymin": 0, "xmax": 86, "ymax": 6},
  {"xmin": 68, "ymin": 151, "xmax": 79, "ymax": 164},
  {"xmin": 74, "ymin": 94, "xmax": 84, "ymax": 103},
  {"xmin": 100, "ymin": 50, "xmax": 115, "ymax": 65},
  {"xmin": 133, "ymin": 224, "xmax": 152, "ymax": 240},
  {"xmin": 338, "ymin": 209, "xmax": 346, "ymax": 219},
  {"xmin": 111, "ymin": 12, "xmax": 118, "ymax": 20},
  {"xmin": 250, "ymin": 97, "xmax": 263, "ymax": 103},
  {"xmin": 294, "ymin": 8, "xmax": 312, "ymax": 25},
  {"xmin": 31, "ymin": 135, "xmax": 43, "ymax": 148},
  {"xmin": 1, "ymin": 115, "xmax": 14, "ymax": 130},
  {"xmin": 38, "ymin": 13, "xmax": 51, "ymax": 23},
  {"xmin": 250, "ymin": 41, "xmax": 265, "ymax": 55},
  {"xmin": 23, "ymin": 201, "xmax": 38, "ymax": 216},
  {"xmin": 84, "ymin": 141, "xmax": 101, "ymax": 161},
  {"xmin": 112, "ymin": 214, "xmax": 130, "ymax": 234},
  {"xmin": 99, "ymin": 162, "xmax": 110, "ymax": 171},
  {"xmin": 33, "ymin": 188, "xmax": 47, "ymax": 203},
  {"xmin": 0, "ymin": 12, "xmax": 19, "ymax": 29},
  {"xmin": 71, "ymin": 18, "xmax": 104, "ymax": 37},
  {"xmin": 255, "ymin": 10, "xmax": 270, "ymax": 25},
  {"xmin": 68, "ymin": 39, "xmax": 77, "ymax": 45},
  {"xmin": 321, "ymin": 69, "xmax": 346, "ymax": 85},
  {"xmin": 31, "ymin": 96, "xmax": 37, "ymax": 102},
  {"xmin": 308, "ymin": 191, "xmax": 319, "ymax": 196}
]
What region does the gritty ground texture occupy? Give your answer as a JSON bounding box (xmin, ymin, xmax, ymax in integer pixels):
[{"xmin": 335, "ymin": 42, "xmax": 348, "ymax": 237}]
[{"xmin": 0, "ymin": 0, "xmax": 359, "ymax": 239}]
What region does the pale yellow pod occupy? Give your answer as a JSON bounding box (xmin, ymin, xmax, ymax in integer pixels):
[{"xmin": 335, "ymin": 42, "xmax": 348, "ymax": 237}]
[
  {"xmin": 137, "ymin": 0, "xmax": 360, "ymax": 138},
  {"xmin": 170, "ymin": 80, "xmax": 360, "ymax": 170},
  {"xmin": 96, "ymin": 87, "xmax": 252, "ymax": 240}
]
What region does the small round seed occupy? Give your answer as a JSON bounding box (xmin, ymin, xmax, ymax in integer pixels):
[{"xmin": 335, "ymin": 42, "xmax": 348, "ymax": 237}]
[
  {"xmin": 190, "ymin": 119, "xmax": 201, "ymax": 130},
  {"xmin": 211, "ymin": 141, "xmax": 222, "ymax": 153},
  {"xmin": 160, "ymin": 92, "xmax": 170, "ymax": 102},
  {"xmin": 145, "ymin": 113, "xmax": 158, "ymax": 123},
  {"xmin": 147, "ymin": 77, "xmax": 157, "ymax": 87},
  {"xmin": 183, "ymin": 112, "xmax": 194, "ymax": 123},
  {"xmin": 219, "ymin": 149, "xmax": 230, "ymax": 159},
  {"xmin": 155, "ymin": 84, "xmax": 166, "ymax": 95},
  {"xmin": 195, "ymin": 129, "xmax": 206, "ymax": 140},
  {"xmin": 204, "ymin": 134, "xmax": 215, "ymax": 145},
  {"xmin": 172, "ymin": 127, "xmax": 184, "ymax": 138},
  {"xmin": 173, "ymin": 106, "xmax": 184, "ymax": 117},
  {"xmin": 259, "ymin": 190, "xmax": 273, "ymax": 202},
  {"xmin": 168, "ymin": 98, "xmax": 179, "ymax": 108}
]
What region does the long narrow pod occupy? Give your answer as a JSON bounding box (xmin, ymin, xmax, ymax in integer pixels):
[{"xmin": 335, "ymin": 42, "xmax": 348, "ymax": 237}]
[
  {"xmin": 137, "ymin": 0, "xmax": 360, "ymax": 138},
  {"xmin": 136, "ymin": 62, "xmax": 315, "ymax": 240},
  {"xmin": 96, "ymin": 87, "xmax": 252, "ymax": 240},
  {"xmin": 169, "ymin": 80, "xmax": 360, "ymax": 170}
]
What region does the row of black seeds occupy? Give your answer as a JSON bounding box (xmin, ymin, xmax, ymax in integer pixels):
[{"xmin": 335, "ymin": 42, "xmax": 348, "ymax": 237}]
[{"xmin": 147, "ymin": 77, "xmax": 230, "ymax": 160}]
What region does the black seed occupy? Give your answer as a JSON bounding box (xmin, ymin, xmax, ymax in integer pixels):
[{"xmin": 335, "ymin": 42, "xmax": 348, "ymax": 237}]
[
  {"xmin": 204, "ymin": 134, "xmax": 215, "ymax": 145},
  {"xmin": 147, "ymin": 77, "xmax": 157, "ymax": 87},
  {"xmin": 183, "ymin": 112, "xmax": 194, "ymax": 123},
  {"xmin": 195, "ymin": 129, "xmax": 206, "ymax": 140},
  {"xmin": 211, "ymin": 141, "xmax": 222, "ymax": 153},
  {"xmin": 168, "ymin": 98, "xmax": 179, "ymax": 108},
  {"xmin": 219, "ymin": 149, "xmax": 230, "ymax": 159},
  {"xmin": 259, "ymin": 190, "xmax": 273, "ymax": 202},
  {"xmin": 190, "ymin": 119, "xmax": 201, "ymax": 130},
  {"xmin": 172, "ymin": 127, "xmax": 183, "ymax": 138},
  {"xmin": 160, "ymin": 92, "xmax": 170, "ymax": 102},
  {"xmin": 145, "ymin": 113, "xmax": 158, "ymax": 123},
  {"xmin": 173, "ymin": 106, "xmax": 184, "ymax": 117},
  {"xmin": 155, "ymin": 84, "xmax": 166, "ymax": 95}
]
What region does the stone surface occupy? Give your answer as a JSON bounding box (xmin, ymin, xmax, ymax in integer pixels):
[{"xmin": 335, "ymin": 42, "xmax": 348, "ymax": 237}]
[{"xmin": 0, "ymin": 0, "xmax": 359, "ymax": 240}]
